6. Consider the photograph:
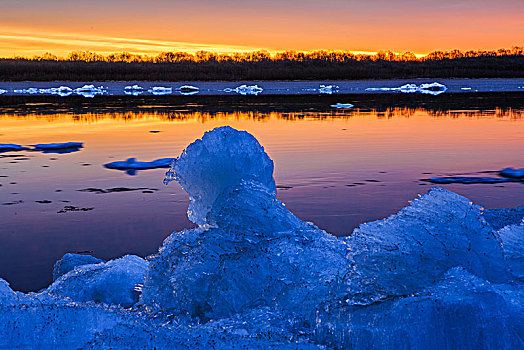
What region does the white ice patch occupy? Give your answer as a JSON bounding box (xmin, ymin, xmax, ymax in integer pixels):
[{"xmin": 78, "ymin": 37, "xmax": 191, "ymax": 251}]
[
  {"xmin": 0, "ymin": 89, "xmax": 7, "ymax": 94},
  {"xmin": 224, "ymin": 85, "xmax": 263, "ymax": 95},
  {"xmin": 366, "ymin": 82, "xmax": 447, "ymax": 95},
  {"xmin": 148, "ymin": 86, "xmax": 172, "ymax": 95},
  {"xmin": 330, "ymin": 103, "xmax": 354, "ymax": 108},
  {"xmin": 318, "ymin": 84, "xmax": 339, "ymax": 94},
  {"xmin": 124, "ymin": 85, "xmax": 144, "ymax": 96}
]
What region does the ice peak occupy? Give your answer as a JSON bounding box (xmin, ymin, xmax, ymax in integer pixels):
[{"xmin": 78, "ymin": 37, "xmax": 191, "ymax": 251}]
[{"xmin": 164, "ymin": 126, "xmax": 276, "ymax": 225}]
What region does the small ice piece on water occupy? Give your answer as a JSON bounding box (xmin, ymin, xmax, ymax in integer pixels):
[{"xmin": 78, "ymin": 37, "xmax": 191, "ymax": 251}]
[
  {"xmin": 424, "ymin": 176, "xmax": 519, "ymax": 184},
  {"xmin": 177, "ymin": 85, "xmax": 200, "ymax": 95},
  {"xmin": 39, "ymin": 86, "xmax": 74, "ymax": 96},
  {"xmin": 0, "ymin": 89, "xmax": 7, "ymax": 94},
  {"xmin": 398, "ymin": 83, "xmax": 419, "ymax": 93},
  {"xmin": 0, "ymin": 143, "xmax": 29, "ymax": 152},
  {"xmin": 104, "ymin": 157, "xmax": 174, "ymax": 175},
  {"xmin": 32, "ymin": 142, "xmax": 83, "ymax": 153},
  {"xmin": 461, "ymin": 87, "xmax": 472, "ymax": 90},
  {"xmin": 418, "ymin": 82, "xmax": 447, "ymax": 95},
  {"xmin": 224, "ymin": 84, "xmax": 263, "ymax": 95},
  {"xmin": 74, "ymin": 84, "xmax": 107, "ymax": 98},
  {"xmin": 124, "ymin": 85, "xmax": 144, "ymax": 96},
  {"xmin": 13, "ymin": 88, "xmax": 39, "ymax": 94},
  {"xmin": 366, "ymin": 82, "xmax": 447, "ymax": 95},
  {"xmin": 178, "ymin": 85, "xmax": 199, "ymax": 91},
  {"xmin": 148, "ymin": 86, "xmax": 173, "ymax": 95},
  {"xmin": 124, "ymin": 84, "xmax": 143, "ymax": 90},
  {"xmin": 330, "ymin": 103, "xmax": 354, "ymax": 108},
  {"xmin": 319, "ymin": 84, "xmax": 339, "ymax": 94},
  {"xmin": 44, "ymin": 255, "xmax": 148, "ymax": 308},
  {"xmin": 499, "ymin": 167, "xmax": 524, "ymax": 179},
  {"xmin": 53, "ymin": 253, "xmax": 105, "ymax": 281}
]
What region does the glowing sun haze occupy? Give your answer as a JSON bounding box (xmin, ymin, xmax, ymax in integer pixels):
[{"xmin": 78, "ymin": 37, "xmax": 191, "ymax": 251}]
[{"xmin": 1, "ymin": 0, "xmax": 522, "ymax": 57}]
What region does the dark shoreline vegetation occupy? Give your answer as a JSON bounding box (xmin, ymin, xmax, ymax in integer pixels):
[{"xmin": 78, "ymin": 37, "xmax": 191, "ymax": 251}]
[
  {"xmin": 1, "ymin": 48, "xmax": 523, "ymax": 81},
  {"xmin": 0, "ymin": 92, "xmax": 522, "ymax": 120}
]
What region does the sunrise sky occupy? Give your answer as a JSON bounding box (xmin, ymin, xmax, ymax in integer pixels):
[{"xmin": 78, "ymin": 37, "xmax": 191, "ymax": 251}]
[{"xmin": 1, "ymin": 0, "xmax": 523, "ymax": 57}]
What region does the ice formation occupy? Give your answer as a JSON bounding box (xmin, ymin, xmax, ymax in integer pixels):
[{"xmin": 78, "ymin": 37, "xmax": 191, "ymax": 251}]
[
  {"xmin": 45, "ymin": 255, "xmax": 147, "ymax": 308},
  {"xmin": 0, "ymin": 126, "xmax": 523, "ymax": 348},
  {"xmin": 224, "ymin": 84, "xmax": 263, "ymax": 95},
  {"xmin": 74, "ymin": 84, "xmax": 107, "ymax": 98},
  {"xmin": 32, "ymin": 142, "xmax": 84, "ymax": 153},
  {"xmin": 0, "ymin": 143, "xmax": 29, "ymax": 152},
  {"xmin": 0, "ymin": 88, "xmax": 7, "ymax": 94},
  {"xmin": 500, "ymin": 167, "xmax": 524, "ymax": 179},
  {"xmin": 12, "ymin": 85, "xmax": 106, "ymax": 98},
  {"xmin": 53, "ymin": 253, "xmax": 105, "ymax": 281},
  {"xmin": 148, "ymin": 86, "xmax": 173, "ymax": 95},
  {"xmin": 104, "ymin": 157, "xmax": 174, "ymax": 175},
  {"xmin": 124, "ymin": 84, "xmax": 144, "ymax": 96},
  {"xmin": 366, "ymin": 82, "xmax": 447, "ymax": 95},
  {"xmin": 425, "ymin": 167, "xmax": 524, "ymax": 184},
  {"xmin": 318, "ymin": 84, "xmax": 339, "ymax": 94},
  {"xmin": 330, "ymin": 103, "xmax": 354, "ymax": 108}
]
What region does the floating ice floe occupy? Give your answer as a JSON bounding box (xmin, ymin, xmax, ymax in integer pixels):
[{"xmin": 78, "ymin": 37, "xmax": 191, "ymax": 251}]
[
  {"xmin": 224, "ymin": 84, "xmax": 263, "ymax": 95},
  {"xmin": 500, "ymin": 167, "xmax": 524, "ymax": 179},
  {"xmin": 424, "ymin": 167, "xmax": 524, "ymax": 184},
  {"xmin": 32, "ymin": 142, "xmax": 84, "ymax": 153},
  {"xmin": 177, "ymin": 85, "xmax": 200, "ymax": 95},
  {"xmin": 0, "ymin": 89, "xmax": 7, "ymax": 94},
  {"xmin": 0, "ymin": 143, "xmax": 29, "ymax": 152},
  {"xmin": 330, "ymin": 103, "xmax": 354, "ymax": 108},
  {"xmin": 318, "ymin": 84, "xmax": 339, "ymax": 94},
  {"xmin": 425, "ymin": 176, "xmax": 519, "ymax": 184},
  {"xmin": 38, "ymin": 86, "xmax": 74, "ymax": 97},
  {"xmin": 14, "ymin": 88, "xmax": 39, "ymax": 94},
  {"xmin": 148, "ymin": 86, "xmax": 173, "ymax": 95},
  {"xmin": 124, "ymin": 85, "xmax": 144, "ymax": 96},
  {"xmin": 1, "ymin": 126, "xmax": 523, "ymax": 348},
  {"xmin": 366, "ymin": 82, "xmax": 448, "ymax": 95},
  {"xmin": 104, "ymin": 157, "xmax": 174, "ymax": 175},
  {"xmin": 74, "ymin": 84, "xmax": 107, "ymax": 98}
]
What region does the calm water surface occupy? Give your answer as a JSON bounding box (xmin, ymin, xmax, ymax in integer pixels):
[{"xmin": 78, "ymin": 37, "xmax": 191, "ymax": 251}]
[{"xmin": 1, "ymin": 94, "xmax": 523, "ymax": 291}]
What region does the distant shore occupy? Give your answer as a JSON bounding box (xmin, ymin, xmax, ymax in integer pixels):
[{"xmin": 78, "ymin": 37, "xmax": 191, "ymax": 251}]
[{"xmin": 1, "ymin": 54, "xmax": 523, "ymax": 81}]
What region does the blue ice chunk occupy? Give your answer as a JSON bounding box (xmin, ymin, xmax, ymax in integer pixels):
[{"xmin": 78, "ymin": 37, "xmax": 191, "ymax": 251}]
[
  {"xmin": 32, "ymin": 142, "xmax": 84, "ymax": 152},
  {"xmin": 53, "ymin": 253, "xmax": 105, "ymax": 281},
  {"xmin": 164, "ymin": 126, "xmax": 276, "ymax": 225},
  {"xmin": 425, "ymin": 176, "xmax": 519, "ymax": 184},
  {"xmin": 0, "ymin": 143, "xmax": 29, "ymax": 152},
  {"xmin": 345, "ymin": 187, "xmax": 509, "ymax": 302},
  {"xmin": 483, "ymin": 206, "xmax": 524, "ymax": 230},
  {"xmin": 104, "ymin": 157, "xmax": 174, "ymax": 174},
  {"xmin": 500, "ymin": 167, "xmax": 524, "ymax": 179},
  {"xmin": 45, "ymin": 255, "xmax": 147, "ymax": 308},
  {"xmin": 498, "ymin": 223, "xmax": 524, "ymax": 279}
]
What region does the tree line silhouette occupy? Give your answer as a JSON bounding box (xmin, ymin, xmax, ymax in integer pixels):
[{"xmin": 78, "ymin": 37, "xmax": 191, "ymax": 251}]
[{"xmin": 1, "ymin": 47, "xmax": 522, "ymax": 81}]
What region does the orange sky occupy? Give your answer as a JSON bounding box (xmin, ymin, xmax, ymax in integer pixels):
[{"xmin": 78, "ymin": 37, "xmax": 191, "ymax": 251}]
[{"xmin": 0, "ymin": 0, "xmax": 522, "ymax": 57}]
